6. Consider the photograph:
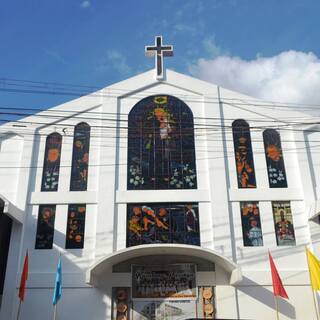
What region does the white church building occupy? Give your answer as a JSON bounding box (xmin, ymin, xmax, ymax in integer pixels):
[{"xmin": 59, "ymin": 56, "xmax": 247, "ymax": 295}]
[{"xmin": 0, "ymin": 37, "xmax": 320, "ymax": 320}]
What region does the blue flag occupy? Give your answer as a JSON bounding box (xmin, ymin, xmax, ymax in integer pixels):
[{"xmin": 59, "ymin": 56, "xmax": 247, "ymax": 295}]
[{"xmin": 52, "ymin": 257, "xmax": 62, "ymax": 305}]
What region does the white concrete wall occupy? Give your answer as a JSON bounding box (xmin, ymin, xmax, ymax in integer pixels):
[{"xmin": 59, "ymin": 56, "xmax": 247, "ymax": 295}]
[{"xmin": 0, "ymin": 70, "xmax": 319, "ymax": 319}]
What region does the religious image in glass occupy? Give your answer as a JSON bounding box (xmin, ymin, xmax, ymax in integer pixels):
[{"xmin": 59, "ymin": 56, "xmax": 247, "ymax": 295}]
[
  {"xmin": 35, "ymin": 205, "xmax": 56, "ymax": 249},
  {"xmin": 232, "ymin": 120, "xmax": 256, "ymax": 188},
  {"xmin": 127, "ymin": 95, "xmax": 197, "ymax": 190},
  {"xmin": 41, "ymin": 133, "xmax": 62, "ymax": 191},
  {"xmin": 240, "ymin": 202, "xmax": 263, "ymax": 246},
  {"xmin": 70, "ymin": 123, "xmax": 90, "ymax": 191},
  {"xmin": 65, "ymin": 204, "xmax": 86, "ymax": 249},
  {"xmin": 272, "ymin": 201, "xmax": 296, "ymax": 246},
  {"xmin": 127, "ymin": 203, "xmax": 200, "ymax": 247},
  {"xmin": 263, "ymin": 129, "xmax": 287, "ymax": 188}
]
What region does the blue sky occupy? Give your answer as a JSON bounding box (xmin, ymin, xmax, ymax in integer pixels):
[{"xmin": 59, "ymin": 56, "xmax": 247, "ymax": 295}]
[{"xmin": 1, "ymin": 0, "xmax": 320, "ymax": 110}]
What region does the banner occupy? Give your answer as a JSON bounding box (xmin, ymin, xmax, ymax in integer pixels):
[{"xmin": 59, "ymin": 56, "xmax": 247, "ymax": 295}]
[{"xmin": 132, "ymin": 264, "xmax": 197, "ymax": 300}]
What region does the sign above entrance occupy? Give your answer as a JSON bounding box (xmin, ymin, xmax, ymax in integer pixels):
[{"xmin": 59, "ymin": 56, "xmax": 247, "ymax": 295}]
[{"xmin": 132, "ymin": 264, "xmax": 197, "ymax": 300}]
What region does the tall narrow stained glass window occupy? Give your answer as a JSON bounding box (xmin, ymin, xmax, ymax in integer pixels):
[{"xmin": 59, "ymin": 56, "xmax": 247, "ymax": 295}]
[
  {"xmin": 232, "ymin": 119, "xmax": 256, "ymax": 188},
  {"xmin": 70, "ymin": 122, "xmax": 90, "ymax": 191},
  {"xmin": 127, "ymin": 203, "xmax": 200, "ymax": 247},
  {"xmin": 263, "ymin": 129, "xmax": 287, "ymax": 188},
  {"xmin": 35, "ymin": 205, "xmax": 56, "ymax": 249},
  {"xmin": 240, "ymin": 202, "xmax": 263, "ymax": 246},
  {"xmin": 41, "ymin": 132, "xmax": 62, "ymax": 191},
  {"xmin": 272, "ymin": 201, "xmax": 295, "ymax": 246},
  {"xmin": 66, "ymin": 204, "xmax": 86, "ymax": 249},
  {"xmin": 127, "ymin": 95, "xmax": 197, "ymax": 190}
]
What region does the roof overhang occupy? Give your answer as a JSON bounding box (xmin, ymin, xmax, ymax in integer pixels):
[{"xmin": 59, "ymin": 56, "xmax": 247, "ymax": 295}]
[
  {"xmin": 87, "ymin": 244, "xmax": 242, "ymax": 286},
  {"xmin": 0, "ymin": 194, "xmax": 23, "ymax": 224}
]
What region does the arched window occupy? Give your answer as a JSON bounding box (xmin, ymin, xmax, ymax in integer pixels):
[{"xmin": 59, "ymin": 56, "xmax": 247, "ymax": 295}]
[
  {"xmin": 263, "ymin": 129, "xmax": 287, "ymax": 188},
  {"xmin": 232, "ymin": 119, "xmax": 256, "ymax": 188},
  {"xmin": 127, "ymin": 95, "xmax": 197, "ymax": 190},
  {"xmin": 41, "ymin": 133, "xmax": 62, "ymax": 191},
  {"xmin": 70, "ymin": 122, "xmax": 91, "ymax": 191}
]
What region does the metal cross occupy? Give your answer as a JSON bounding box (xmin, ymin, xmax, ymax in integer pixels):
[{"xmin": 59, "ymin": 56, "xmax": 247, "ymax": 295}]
[{"xmin": 145, "ymin": 36, "xmax": 173, "ymax": 80}]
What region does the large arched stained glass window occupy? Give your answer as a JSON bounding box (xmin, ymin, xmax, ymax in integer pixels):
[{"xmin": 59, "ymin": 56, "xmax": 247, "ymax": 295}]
[
  {"xmin": 263, "ymin": 129, "xmax": 287, "ymax": 188},
  {"xmin": 128, "ymin": 95, "xmax": 197, "ymax": 190},
  {"xmin": 232, "ymin": 119, "xmax": 256, "ymax": 188},
  {"xmin": 70, "ymin": 122, "xmax": 91, "ymax": 191},
  {"xmin": 41, "ymin": 133, "xmax": 62, "ymax": 191}
]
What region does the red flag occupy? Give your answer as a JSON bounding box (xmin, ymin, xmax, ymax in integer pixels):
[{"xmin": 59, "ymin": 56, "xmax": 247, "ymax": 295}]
[
  {"xmin": 269, "ymin": 252, "xmax": 289, "ymax": 299},
  {"xmin": 18, "ymin": 251, "xmax": 28, "ymax": 301}
]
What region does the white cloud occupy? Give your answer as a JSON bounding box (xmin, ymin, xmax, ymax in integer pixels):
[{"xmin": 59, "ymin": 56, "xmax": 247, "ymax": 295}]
[
  {"xmin": 97, "ymin": 50, "xmax": 132, "ymax": 77},
  {"xmin": 81, "ymin": 1, "xmax": 90, "ymax": 8},
  {"xmin": 189, "ymin": 50, "xmax": 320, "ymax": 105}
]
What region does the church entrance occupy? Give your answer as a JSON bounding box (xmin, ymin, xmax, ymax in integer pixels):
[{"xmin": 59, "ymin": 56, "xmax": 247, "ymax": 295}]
[
  {"xmin": 111, "ymin": 256, "xmax": 216, "ymax": 319},
  {"xmin": 0, "ymin": 201, "xmax": 12, "ymax": 307}
]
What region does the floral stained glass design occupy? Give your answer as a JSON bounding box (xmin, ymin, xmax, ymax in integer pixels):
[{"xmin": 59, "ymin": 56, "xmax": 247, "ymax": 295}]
[
  {"xmin": 127, "ymin": 203, "xmax": 200, "ymax": 247},
  {"xmin": 128, "ymin": 95, "xmax": 197, "ymax": 190},
  {"xmin": 263, "ymin": 129, "xmax": 287, "ymax": 188},
  {"xmin": 70, "ymin": 123, "xmax": 90, "ymax": 191},
  {"xmin": 35, "ymin": 205, "xmax": 56, "ymax": 249},
  {"xmin": 41, "ymin": 133, "xmax": 62, "ymax": 191},
  {"xmin": 65, "ymin": 204, "xmax": 86, "ymax": 249},
  {"xmin": 272, "ymin": 201, "xmax": 295, "ymax": 246},
  {"xmin": 232, "ymin": 120, "xmax": 256, "ymax": 188},
  {"xmin": 240, "ymin": 202, "xmax": 263, "ymax": 247}
]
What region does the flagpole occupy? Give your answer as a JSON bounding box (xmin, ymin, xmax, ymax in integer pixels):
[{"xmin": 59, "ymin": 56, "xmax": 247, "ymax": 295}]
[
  {"xmin": 16, "ymin": 300, "xmax": 22, "ymax": 320},
  {"xmin": 53, "ymin": 303, "xmax": 57, "ymax": 320},
  {"xmin": 273, "ymin": 295, "xmax": 280, "ymax": 320},
  {"xmin": 305, "ymin": 246, "xmax": 320, "ymax": 320}
]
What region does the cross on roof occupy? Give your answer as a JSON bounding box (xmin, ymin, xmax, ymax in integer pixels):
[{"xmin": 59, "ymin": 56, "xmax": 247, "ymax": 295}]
[{"xmin": 145, "ymin": 36, "xmax": 173, "ymax": 80}]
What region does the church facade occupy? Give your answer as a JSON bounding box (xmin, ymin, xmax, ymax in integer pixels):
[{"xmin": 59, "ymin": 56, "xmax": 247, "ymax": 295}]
[{"xmin": 0, "ymin": 44, "xmax": 320, "ymax": 319}]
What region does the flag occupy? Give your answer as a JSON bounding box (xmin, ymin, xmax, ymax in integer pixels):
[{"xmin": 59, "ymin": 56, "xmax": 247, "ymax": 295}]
[
  {"xmin": 269, "ymin": 252, "xmax": 289, "ymax": 299},
  {"xmin": 18, "ymin": 251, "xmax": 29, "ymax": 301},
  {"xmin": 306, "ymin": 248, "xmax": 320, "ymax": 290},
  {"xmin": 52, "ymin": 257, "xmax": 62, "ymax": 305}
]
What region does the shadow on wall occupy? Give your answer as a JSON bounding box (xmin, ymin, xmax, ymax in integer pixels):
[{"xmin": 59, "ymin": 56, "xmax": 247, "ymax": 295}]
[
  {"xmin": 1, "ymin": 210, "xmax": 113, "ymax": 320},
  {"xmin": 237, "ymin": 277, "xmax": 296, "ymax": 319}
]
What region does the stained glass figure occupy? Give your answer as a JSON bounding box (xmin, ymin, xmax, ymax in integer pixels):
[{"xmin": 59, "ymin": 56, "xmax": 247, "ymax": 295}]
[
  {"xmin": 41, "ymin": 133, "xmax": 62, "ymax": 191},
  {"xmin": 35, "ymin": 205, "xmax": 56, "ymax": 249},
  {"xmin": 232, "ymin": 119, "xmax": 256, "ymax": 188},
  {"xmin": 127, "ymin": 203, "xmax": 200, "ymax": 247},
  {"xmin": 70, "ymin": 123, "xmax": 90, "ymax": 191},
  {"xmin": 128, "ymin": 95, "xmax": 197, "ymax": 190},
  {"xmin": 263, "ymin": 129, "xmax": 287, "ymax": 188},
  {"xmin": 65, "ymin": 204, "xmax": 86, "ymax": 249},
  {"xmin": 240, "ymin": 202, "xmax": 263, "ymax": 246},
  {"xmin": 272, "ymin": 201, "xmax": 295, "ymax": 246}
]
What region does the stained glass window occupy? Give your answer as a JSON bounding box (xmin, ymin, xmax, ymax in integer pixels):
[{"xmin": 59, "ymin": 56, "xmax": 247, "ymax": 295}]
[
  {"xmin": 65, "ymin": 204, "xmax": 86, "ymax": 249},
  {"xmin": 35, "ymin": 205, "xmax": 56, "ymax": 249},
  {"xmin": 232, "ymin": 119, "xmax": 256, "ymax": 188},
  {"xmin": 70, "ymin": 123, "xmax": 90, "ymax": 191},
  {"xmin": 127, "ymin": 203, "xmax": 200, "ymax": 247},
  {"xmin": 272, "ymin": 201, "xmax": 296, "ymax": 246},
  {"xmin": 240, "ymin": 202, "xmax": 263, "ymax": 246},
  {"xmin": 127, "ymin": 95, "xmax": 197, "ymax": 190},
  {"xmin": 263, "ymin": 129, "xmax": 287, "ymax": 188},
  {"xmin": 41, "ymin": 133, "xmax": 62, "ymax": 192}
]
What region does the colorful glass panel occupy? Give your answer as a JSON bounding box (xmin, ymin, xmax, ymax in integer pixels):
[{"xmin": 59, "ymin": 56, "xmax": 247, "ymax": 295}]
[
  {"xmin": 41, "ymin": 133, "xmax": 62, "ymax": 191},
  {"xmin": 128, "ymin": 95, "xmax": 197, "ymax": 190},
  {"xmin": 127, "ymin": 203, "xmax": 200, "ymax": 247},
  {"xmin": 35, "ymin": 205, "xmax": 56, "ymax": 249},
  {"xmin": 240, "ymin": 202, "xmax": 263, "ymax": 246},
  {"xmin": 65, "ymin": 204, "xmax": 86, "ymax": 249},
  {"xmin": 70, "ymin": 123, "xmax": 90, "ymax": 191},
  {"xmin": 272, "ymin": 201, "xmax": 296, "ymax": 246},
  {"xmin": 263, "ymin": 129, "xmax": 287, "ymax": 188},
  {"xmin": 232, "ymin": 120, "xmax": 256, "ymax": 188}
]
